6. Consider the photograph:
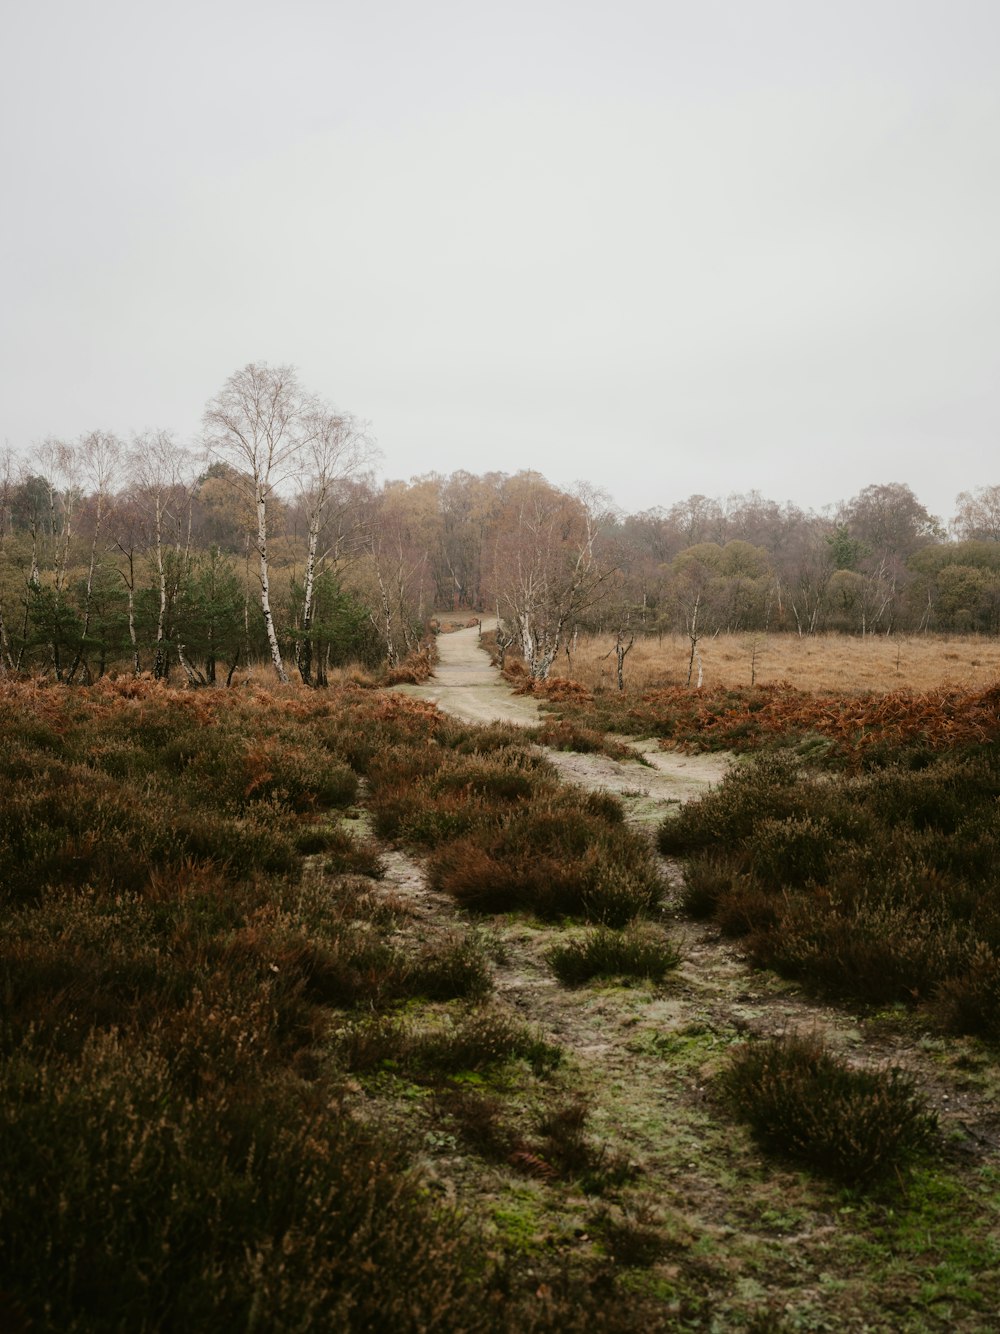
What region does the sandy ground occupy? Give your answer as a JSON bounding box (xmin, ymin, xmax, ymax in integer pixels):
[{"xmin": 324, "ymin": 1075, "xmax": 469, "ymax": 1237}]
[{"xmin": 395, "ymin": 623, "xmax": 732, "ymax": 816}]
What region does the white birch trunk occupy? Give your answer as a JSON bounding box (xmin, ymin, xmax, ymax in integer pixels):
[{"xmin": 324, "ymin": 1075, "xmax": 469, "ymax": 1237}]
[{"xmin": 257, "ymin": 490, "xmax": 287, "ymax": 682}]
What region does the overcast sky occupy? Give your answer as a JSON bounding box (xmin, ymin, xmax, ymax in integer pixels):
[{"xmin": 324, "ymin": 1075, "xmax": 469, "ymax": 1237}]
[{"xmin": 2, "ymin": 0, "xmax": 997, "ymax": 523}]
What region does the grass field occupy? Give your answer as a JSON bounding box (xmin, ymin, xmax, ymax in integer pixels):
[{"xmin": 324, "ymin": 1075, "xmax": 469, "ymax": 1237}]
[{"xmin": 560, "ymin": 630, "xmax": 1000, "ymax": 695}]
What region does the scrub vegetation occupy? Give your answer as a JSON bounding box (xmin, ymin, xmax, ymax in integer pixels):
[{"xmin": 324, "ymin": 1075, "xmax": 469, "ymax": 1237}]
[
  {"xmin": 2, "ymin": 666, "xmax": 999, "ymax": 1331},
  {"xmin": 658, "ymin": 746, "xmax": 1000, "ymax": 1037}
]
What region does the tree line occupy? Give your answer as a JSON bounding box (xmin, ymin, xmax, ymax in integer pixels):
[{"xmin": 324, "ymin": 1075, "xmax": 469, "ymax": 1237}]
[{"xmin": 2, "ymin": 362, "xmax": 999, "ymax": 685}]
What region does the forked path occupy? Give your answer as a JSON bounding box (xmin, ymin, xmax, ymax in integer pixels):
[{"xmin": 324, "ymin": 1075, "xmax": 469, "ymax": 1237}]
[
  {"xmin": 390, "ymin": 623, "xmax": 1000, "ymax": 1160},
  {"xmin": 395, "ymin": 622, "xmax": 730, "ymax": 817},
  {"xmin": 378, "ymin": 629, "xmax": 1000, "ymax": 1326}
]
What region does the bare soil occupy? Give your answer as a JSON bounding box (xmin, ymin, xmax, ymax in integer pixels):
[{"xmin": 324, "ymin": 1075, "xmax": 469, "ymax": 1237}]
[{"xmin": 383, "ymin": 624, "xmax": 1000, "ymax": 1330}]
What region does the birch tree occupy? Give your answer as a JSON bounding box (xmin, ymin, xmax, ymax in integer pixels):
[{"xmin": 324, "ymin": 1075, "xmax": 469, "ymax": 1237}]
[
  {"xmin": 131, "ymin": 432, "xmax": 195, "ymax": 679},
  {"xmin": 67, "ymin": 430, "xmax": 124, "ymax": 682},
  {"xmin": 0, "ymin": 449, "xmax": 14, "ymax": 674},
  {"xmin": 203, "ymin": 363, "xmax": 316, "ymax": 683},
  {"xmin": 296, "ymin": 409, "xmax": 374, "ymax": 686},
  {"xmin": 492, "ymin": 474, "xmax": 615, "ymax": 680}
]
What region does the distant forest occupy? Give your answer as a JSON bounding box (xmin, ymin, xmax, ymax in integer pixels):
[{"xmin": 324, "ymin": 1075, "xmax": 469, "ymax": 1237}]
[{"xmin": 2, "ymin": 364, "xmax": 999, "ymax": 684}]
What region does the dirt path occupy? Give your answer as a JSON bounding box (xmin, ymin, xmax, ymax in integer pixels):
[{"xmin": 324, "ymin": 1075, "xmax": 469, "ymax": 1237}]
[
  {"xmin": 392, "ymin": 626, "xmax": 1000, "ymax": 1135},
  {"xmin": 396, "ymin": 623, "xmax": 731, "ymax": 813},
  {"xmin": 382, "ymin": 625, "xmax": 1000, "ymax": 1328}
]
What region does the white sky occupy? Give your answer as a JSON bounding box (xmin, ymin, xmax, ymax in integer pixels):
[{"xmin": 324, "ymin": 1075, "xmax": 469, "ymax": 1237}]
[{"xmin": 2, "ymin": 0, "xmax": 998, "ymax": 524}]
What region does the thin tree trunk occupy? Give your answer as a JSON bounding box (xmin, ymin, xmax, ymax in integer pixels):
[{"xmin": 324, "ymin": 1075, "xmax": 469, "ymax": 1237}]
[
  {"xmin": 298, "ymin": 518, "xmax": 320, "ymax": 685},
  {"xmin": 257, "ymin": 492, "xmax": 287, "ymax": 682}
]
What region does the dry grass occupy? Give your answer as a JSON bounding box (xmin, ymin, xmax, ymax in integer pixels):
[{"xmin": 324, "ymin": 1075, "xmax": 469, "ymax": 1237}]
[{"xmin": 562, "ymin": 631, "xmax": 1000, "ymax": 695}]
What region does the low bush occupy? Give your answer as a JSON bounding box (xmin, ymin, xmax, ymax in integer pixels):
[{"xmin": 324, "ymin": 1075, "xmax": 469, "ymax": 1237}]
[
  {"xmin": 384, "ymin": 642, "xmax": 436, "ymax": 685},
  {"xmin": 547, "ymin": 925, "xmax": 681, "ymax": 987},
  {"xmin": 368, "ymin": 743, "xmax": 558, "ymax": 844},
  {"xmin": 321, "ymin": 826, "xmax": 387, "ymax": 878},
  {"xmin": 717, "ymin": 1033, "xmax": 936, "ymax": 1185},
  {"xmin": 428, "ymin": 796, "xmax": 663, "ymax": 924},
  {"xmin": 663, "ymin": 746, "xmax": 1000, "ymax": 1033},
  {"xmin": 332, "ymin": 1008, "xmax": 561, "ymax": 1081},
  {"xmin": 435, "ymin": 1087, "xmax": 515, "ymax": 1160},
  {"xmin": 408, "ymin": 932, "xmax": 495, "ymax": 1002},
  {"xmin": 932, "ymin": 941, "xmax": 1000, "ymax": 1041},
  {"xmin": 546, "ymin": 678, "xmax": 1000, "ymax": 764},
  {"xmin": 0, "ymin": 1034, "xmax": 484, "ymax": 1333},
  {"xmin": 415, "ymin": 1008, "xmax": 562, "ymax": 1077},
  {"xmin": 532, "ymin": 718, "xmax": 635, "ymax": 760},
  {"xmin": 532, "ymin": 1098, "xmax": 635, "ymax": 1192}
]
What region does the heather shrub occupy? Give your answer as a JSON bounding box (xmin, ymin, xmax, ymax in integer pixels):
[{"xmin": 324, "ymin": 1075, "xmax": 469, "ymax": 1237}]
[
  {"xmin": 658, "ymin": 753, "xmax": 805, "ymax": 855},
  {"xmin": 414, "ymin": 1008, "xmax": 561, "ymax": 1076},
  {"xmin": 665, "ymin": 744, "xmax": 1000, "ymax": 1033},
  {"xmin": 591, "ymin": 1203, "xmax": 669, "ymax": 1267},
  {"xmin": 369, "ymin": 742, "xmax": 558, "ymax": 845},
  {"xmin": 677, "ymin": 854, "xmax": 744, "ymax": 919},
  {"xmin": 747, "ymin": 893, "xmax": 969, "ymax": 1005},
  {"xmin": 383, "ymin": 643, "xmax": 436, "ymax": 684},
  {"xmin": 409, "ymin": 931, "xmax": 495, "ymax": 1001},
  {"xmin": 717, "ymin": 1033, "xmax": 936, "ymax": 1185},
  {"xmin": 332, "ymin": 1008, "xmax": 560, "ymax": 1080},
  {"xmin": 435, "ymin": 1087, "xmax": 515, "ymax": 1160},
  {"xmin": 371, "ymin": 783, "xmax": 493, "ymax": 844},
  {"xmin": 532, "ymin": 717, "xmax": 633, "ymax": 758},
  {"xmin": 433, "ymin": 753, "xmax": 540, "ymax": 803},
  {"xmin": 0, "ymin": 1033, "xmax": 485, "ymax": 1333},
  {"xmin": 532, "ymin": 1098, "xmax": 635, "ymax": 1192},
  {"xmin": 319, "ymin": 825, "xmax": 387, "ymax": 878},
  {"xmin": 442, "ymin": 719, "xmax": 540, "ymax": 756},
  {"xmin": 583, "ymin": 789, "xmax": 626, "ymax": 824},
  {"xmin": 579, "ymin": 863, "xmax": 663, "ymax": 926},
  {"xmin": 428, "ymin": 795, "xmax": 663, "ymax": 923},
  {"xmin": 547, "ymin": 925, "xmax": 681, "ymax": 987},
  {"xmin": 933, "ymin": 941, "xmax": 1000, "ymax": 1040},
  {"xmin": 747, "ymin": 814, "xmax": 836, "ymax": 887}
]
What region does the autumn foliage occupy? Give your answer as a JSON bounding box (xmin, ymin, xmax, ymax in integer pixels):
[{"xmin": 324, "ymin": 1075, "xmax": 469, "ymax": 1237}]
[{"xmin": 608, "ymin": 681, "xmax": 1000, "ymax": 760}]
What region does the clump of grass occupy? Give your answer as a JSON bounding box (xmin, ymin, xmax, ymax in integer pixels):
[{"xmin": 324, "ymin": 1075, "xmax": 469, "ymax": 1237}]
[
  {"xmin": 434, "ymin": 1087, "xmax": 515, "ymax": 1161},
  {"xmin": 716, "ymin": 1033, "xmax": 936, "ymax": 1185},
  {"xmin": 408, "ymin": 932, "xmax": 495, "ymax": 1002},
  {"xmin": 531, "ymin": 1098, "xmax": 635, "ymax": 1193},
  {"xmin": 333, "ymin": 1008, "xmax": 561, "ymax": 1081},
  {"xmin": 591, "ymin": 1202, "xmax": 669, "ymax": 1268},
  {"xmin": 547, "ymin": 925, "xmax": 680, "ymax": 987}
]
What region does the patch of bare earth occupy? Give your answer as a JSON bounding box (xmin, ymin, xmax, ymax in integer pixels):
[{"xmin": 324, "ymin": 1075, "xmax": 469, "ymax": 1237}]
[{"xmin": 373, "ymin": 624, "xmax": 1000, "ymax": 1329}]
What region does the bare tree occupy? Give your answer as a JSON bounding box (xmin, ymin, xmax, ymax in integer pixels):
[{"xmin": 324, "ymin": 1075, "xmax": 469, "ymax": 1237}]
[
  {"xmin": 296, "ymin": 409, "xmax": 375, "ymax": 685},
  {"xmin": 362, "ymin": 506, "xmax": 428, "ymax": 667},
  {"xmin": 67, "ymin": 431, "xmax": 125, "ymax": 682},
  {"xmin": 0, "ymin": 448, "xmax": 14, "ymax": 673},
  {"xmin": 131, "ymin": 432, "xmax": 195, "ymax": 680},
  {"xmin": 203, "ymin": 363, "xmax": 316, "ymax": 683},
  {"xmin": 492, "ymin": 475, "xmax": 615, "ymax": 680},
  {"xmin": 951, "ymin": 485, "xmax": 1000, "ymax": 542}
]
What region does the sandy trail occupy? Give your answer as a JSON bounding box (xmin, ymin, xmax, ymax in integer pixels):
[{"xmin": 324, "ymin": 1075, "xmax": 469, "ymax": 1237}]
[
  {"xmin": 395, "ymin": 622, "xmax": 731, "ymax": 814},
  {"xmin": 376, "ymin": 627, "xmax": 1000, "ymax": 1325},
  {"xmin": 389, "ymin": 623, "xmax": 1000, "ymax": 1156}
]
